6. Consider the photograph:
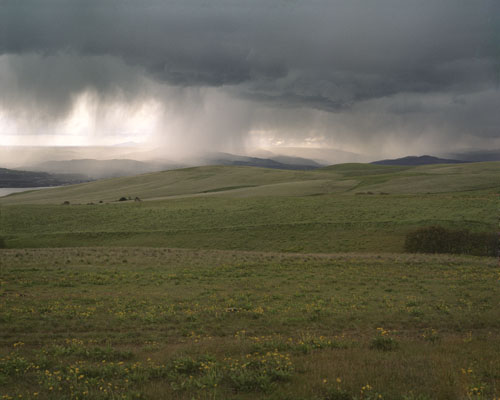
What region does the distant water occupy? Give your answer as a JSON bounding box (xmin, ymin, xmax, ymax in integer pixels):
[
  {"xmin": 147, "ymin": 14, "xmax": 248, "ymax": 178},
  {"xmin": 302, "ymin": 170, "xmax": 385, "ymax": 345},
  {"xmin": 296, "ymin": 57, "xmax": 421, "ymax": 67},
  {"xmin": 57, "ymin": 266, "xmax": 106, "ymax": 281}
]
[{"xmin": 0, "ymin": 187, "xmax": 54, "ymax": 198}]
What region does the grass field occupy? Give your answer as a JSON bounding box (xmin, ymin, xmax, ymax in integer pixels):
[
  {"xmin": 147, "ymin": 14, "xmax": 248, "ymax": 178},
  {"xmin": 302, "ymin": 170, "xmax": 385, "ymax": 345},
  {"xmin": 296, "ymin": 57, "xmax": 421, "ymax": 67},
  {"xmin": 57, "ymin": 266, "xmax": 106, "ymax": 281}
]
[
  {"xmin": 1, "ymin": 248, "xmax": 499, "ymax": 400},
  {"xmin": 0, "ymin": 162, "xmax": 499, "ymax": 399},
  {"xmin": 0, "ymin": 192, "xmax": 496, "ymax": 252},
  {"xmin": 1, "ymin": 163, "xmax": 500, "ymax": 205},
  {"xmin": 0, "ymin": 163, "xmax": 498, "ymax": 252}
]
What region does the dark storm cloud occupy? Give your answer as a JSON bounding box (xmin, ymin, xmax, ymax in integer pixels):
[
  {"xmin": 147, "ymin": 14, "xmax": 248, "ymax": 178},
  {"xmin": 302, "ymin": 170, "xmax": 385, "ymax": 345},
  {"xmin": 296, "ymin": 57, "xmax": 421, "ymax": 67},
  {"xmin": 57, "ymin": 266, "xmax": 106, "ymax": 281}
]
[
  {"xmin": 0, "ymin": 0, "xmax": 289, "ymax": 86},
  {"xmin": 0, "ymin": 0, "xmax": 499, "ymax": 156},
  {"xmin": 0, "ymin": 53, "xmax": 150, "ymax": 119},
  {"xmin": 1, "ymin": 0, "xmax": 499, "ymax": 108}
]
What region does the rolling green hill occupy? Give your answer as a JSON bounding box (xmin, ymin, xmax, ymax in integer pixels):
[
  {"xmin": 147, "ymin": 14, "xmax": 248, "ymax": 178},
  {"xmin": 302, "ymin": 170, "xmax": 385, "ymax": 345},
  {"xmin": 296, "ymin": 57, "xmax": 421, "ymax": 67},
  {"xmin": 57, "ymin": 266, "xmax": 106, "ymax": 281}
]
[
  {"xmin": 0, "ymin": 166, "xmax": 330, "ymax": 204},
  {"xmin": 1, "ymin": 161, "xmax": 499, "ymax": 205},
  {"xmin": 0, "ymin": 162, "xmax": 497, "ymax": 252}
]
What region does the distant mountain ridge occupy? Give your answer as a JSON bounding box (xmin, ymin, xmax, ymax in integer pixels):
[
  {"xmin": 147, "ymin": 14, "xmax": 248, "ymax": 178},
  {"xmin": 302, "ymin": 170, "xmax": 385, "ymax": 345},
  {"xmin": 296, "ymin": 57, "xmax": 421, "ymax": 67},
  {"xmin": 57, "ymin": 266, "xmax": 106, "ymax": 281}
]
[
  {"xmin": 201, "ymin": 152, "xmax": 322, "ymax": 170},
  {"xmin": 15, "ymin": 153, "xmax": 322, "ymax": 183},
  {"xmin": 25, "ymin": 159, "xmax": 179, "ymax": 180},
  {"xmin": 0, "ymin": 168, "xmax": 87, "ymax": 188},
  {"xmin": 372, "ymin": 155, "xmax": 468, "ymax": 166}
]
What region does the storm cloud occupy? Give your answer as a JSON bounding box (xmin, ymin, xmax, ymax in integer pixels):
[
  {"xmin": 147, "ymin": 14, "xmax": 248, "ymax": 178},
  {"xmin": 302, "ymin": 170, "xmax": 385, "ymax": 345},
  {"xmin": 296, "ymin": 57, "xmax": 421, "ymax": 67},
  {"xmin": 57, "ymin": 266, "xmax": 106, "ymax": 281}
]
[{"xmin": 0, "ymin": 0, "xmax": 499, "ymax": 159}]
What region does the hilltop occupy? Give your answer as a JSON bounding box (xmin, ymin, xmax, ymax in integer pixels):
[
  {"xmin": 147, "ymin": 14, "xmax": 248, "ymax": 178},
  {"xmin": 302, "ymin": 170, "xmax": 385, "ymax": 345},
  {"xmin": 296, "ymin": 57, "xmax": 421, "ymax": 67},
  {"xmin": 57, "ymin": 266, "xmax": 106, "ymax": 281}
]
[{"xmin": 372, "ymin": 155, "xmax": 467, "ymax": 166}]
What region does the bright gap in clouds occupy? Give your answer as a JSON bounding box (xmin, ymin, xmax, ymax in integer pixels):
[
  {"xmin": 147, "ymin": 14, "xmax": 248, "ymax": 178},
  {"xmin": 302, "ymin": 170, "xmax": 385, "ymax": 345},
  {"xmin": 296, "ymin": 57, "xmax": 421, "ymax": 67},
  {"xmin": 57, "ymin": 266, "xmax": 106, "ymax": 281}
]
[{"xmin": 0, "ymin": 91, "xmax": 161, "ymax": 147}]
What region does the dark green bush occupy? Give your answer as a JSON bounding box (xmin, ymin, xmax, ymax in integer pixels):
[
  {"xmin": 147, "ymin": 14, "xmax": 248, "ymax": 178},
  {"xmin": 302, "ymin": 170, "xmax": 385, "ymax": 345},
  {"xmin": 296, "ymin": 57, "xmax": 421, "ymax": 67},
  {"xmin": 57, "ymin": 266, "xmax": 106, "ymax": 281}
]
[
  {"xmin": 404, "ymin": 226, "xmax": 497, "ymax": 257},
  {"xmin": 0, "ymin": 236, "xmax": 5, "ymax": 249}
]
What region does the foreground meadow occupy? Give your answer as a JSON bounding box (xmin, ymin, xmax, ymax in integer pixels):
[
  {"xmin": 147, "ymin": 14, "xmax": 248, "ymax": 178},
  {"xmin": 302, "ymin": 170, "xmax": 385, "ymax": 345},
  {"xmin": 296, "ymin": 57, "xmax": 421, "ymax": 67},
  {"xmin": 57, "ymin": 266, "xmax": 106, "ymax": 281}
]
[{"xmin": 1, "ymin": 248, "xmax": 498, "ymax": 399}]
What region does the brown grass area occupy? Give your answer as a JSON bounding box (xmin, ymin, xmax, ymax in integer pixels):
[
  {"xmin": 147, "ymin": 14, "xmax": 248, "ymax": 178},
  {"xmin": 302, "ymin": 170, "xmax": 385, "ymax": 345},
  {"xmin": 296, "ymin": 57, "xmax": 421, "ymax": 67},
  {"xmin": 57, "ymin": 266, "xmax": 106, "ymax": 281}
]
[{"xmin": 0, "ymin": 248, "xmax": 498, "ymax": 399}]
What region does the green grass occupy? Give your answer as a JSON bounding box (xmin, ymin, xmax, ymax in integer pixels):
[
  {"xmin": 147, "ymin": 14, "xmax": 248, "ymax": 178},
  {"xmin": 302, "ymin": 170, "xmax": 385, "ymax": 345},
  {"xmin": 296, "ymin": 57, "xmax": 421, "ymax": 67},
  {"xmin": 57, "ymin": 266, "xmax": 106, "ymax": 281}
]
[
  {"xmin": 0, "ymin": 191, "xmax": 495, "ymax": 251},
  {"xmin": 0, "ymin": 248, "xmax": 498, "ymax": 399},
  {"xmin": 0, "ymin": 162, "xmax": 497, "ymax": 251},
  {"xmin": 0, "ymin": 166, "xmax": 335, "ymax": 205},
  {"xmin": 0, "ymin": 162, "xmax": 498, "ymax": 399},
  {"xmin": 1, "ymin": 162, "xmax": 500, "ymax": 205},
  {"xmin": 0, "ymin": 163, "xmax": 497, "ymax": 252}
]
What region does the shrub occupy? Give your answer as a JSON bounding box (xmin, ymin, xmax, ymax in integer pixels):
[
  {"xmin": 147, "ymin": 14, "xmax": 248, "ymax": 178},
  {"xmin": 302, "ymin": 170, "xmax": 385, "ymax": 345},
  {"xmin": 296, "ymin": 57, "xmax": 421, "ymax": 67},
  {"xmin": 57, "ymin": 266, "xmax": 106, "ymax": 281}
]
[
  {"xmin": 404, "ymin": 226, "xmax": 497, "ymax": 257},
  {"xmin": 0, "ymin": 237, "xmax": 5, "ymax": 249},
  {"xmin": 118, "ymin": 197, "xmax": 128, "ymax": 202}
]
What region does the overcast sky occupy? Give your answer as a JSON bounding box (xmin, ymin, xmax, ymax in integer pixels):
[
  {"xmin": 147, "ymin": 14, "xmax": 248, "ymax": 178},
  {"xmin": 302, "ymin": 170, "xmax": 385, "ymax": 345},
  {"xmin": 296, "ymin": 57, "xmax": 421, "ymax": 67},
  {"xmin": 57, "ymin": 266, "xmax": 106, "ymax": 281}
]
[{"xmin": 0, "ymin": 0, "xmax": 499, "ymax": 160}]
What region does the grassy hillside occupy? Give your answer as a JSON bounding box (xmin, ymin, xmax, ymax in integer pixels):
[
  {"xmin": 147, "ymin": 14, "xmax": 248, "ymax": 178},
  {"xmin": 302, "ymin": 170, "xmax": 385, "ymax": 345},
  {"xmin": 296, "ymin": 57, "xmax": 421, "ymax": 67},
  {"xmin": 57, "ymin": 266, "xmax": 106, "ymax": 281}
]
[
  {"xmin": 0, "ymin": 163, "xmax": 497, "ymax": 252},
  {"xmin": 1, "ymin": 162, "xmax": 499, "ymax": 205},
  {"xmin": 0, "ymin": 248, "xmax": 498, "ymax": 400},
  {"xmin": 0, "ymin": 166, "xmax": 330, "ymax": 204}
]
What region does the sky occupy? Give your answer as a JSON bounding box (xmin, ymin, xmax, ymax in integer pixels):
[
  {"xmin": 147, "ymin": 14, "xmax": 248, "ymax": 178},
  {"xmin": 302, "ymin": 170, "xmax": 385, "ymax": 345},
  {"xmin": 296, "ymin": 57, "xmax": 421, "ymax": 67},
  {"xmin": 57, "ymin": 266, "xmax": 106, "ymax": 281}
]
[{"xmin": 0, "ymin": 0, "xmax": 499, "ymax": 162}]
